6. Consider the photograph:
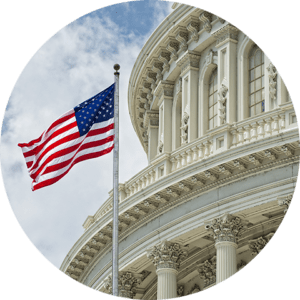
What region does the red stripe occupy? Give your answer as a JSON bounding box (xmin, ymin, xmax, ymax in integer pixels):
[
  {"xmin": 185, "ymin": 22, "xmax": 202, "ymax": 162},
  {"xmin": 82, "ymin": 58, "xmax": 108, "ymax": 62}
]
[
  {"xmin": 32, "ymin": 145, "xmax": 114, "ymax": 191},
  {"xmin": 23, "ymin": 121, "xmax": 77, "ymax": 158},
  {"xmin": 30, "ymin": 134, "xmax": 114, "ymax": 180},
  {"xmin": 86, "ymin": 123, "xmax": 114, "ymax": 137},
  {"xmin": 28, "ymin": 130, "xmax": 80, "ymax": 171},
  {"xmin": 18, "ymin": 112, "xmax": 74, "ymax": 148},
  {"xmin": 41, "ymin": 135, "xmax": 114, "ymax": 175}
]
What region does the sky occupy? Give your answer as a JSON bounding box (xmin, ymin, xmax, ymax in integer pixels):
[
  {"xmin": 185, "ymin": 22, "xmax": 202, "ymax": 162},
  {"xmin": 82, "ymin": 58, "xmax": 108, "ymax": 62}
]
[{"xmin": 1, "ymin": 0, "xmax": 174, "ymax": 269}]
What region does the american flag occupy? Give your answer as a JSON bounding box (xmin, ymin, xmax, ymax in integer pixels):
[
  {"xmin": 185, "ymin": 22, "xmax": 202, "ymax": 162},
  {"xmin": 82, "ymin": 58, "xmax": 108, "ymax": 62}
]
[{"xmin": 18, "ymin": 83, "xmax": 115, "ymax": 191}]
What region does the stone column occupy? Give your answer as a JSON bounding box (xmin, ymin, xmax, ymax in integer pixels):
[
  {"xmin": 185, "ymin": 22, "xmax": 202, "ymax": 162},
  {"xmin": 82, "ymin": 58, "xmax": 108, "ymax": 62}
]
[
  {"xmin": 147, "ymin": 241, "xmax": 188, "ymax": 299},
  {"xmin": 211, "ymin": 24, "xmax": 239, "ymax": 126},
  {"xmin": 144, "ymin": 110, "xmax": 159, "ymax": 162},
  {"xmin": 205, "ymin": 213, "xmax": 248, "ymax": 283},
  {"xmin": 176, "ymin": 50, "xmax": 201, "ymax": 143},
  {"xmin": 154, "ymin": 81, "xmax": 175, "ymax": 154}
]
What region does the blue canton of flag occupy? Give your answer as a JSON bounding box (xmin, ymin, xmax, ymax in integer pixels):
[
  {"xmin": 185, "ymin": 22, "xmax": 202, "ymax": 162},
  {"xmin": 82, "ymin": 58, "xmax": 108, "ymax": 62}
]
[{"xmin": 75, "ymin": 83, "xmax": 115, "ymax": 136}]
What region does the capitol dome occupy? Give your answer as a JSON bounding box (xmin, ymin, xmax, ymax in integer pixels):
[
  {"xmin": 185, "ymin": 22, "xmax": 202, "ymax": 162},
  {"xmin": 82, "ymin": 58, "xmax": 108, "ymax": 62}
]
[{"xmin": 60, "ymin": 3, "xmax": 299, "ymax": 299}]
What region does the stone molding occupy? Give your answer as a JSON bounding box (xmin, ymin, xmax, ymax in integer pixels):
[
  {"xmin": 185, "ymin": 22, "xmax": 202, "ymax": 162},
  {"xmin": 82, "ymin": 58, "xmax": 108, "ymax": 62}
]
[
  {"xmin": 176, "ymin": 50, "xmax": 201, "ymax": 75},
  {"xmin": 147, "ymin": 241, "xmax": 188, "ymax": 271},
  {"xmin": 278, "ymin": 194, "xmax": 293, "ymax": 213},
  {"xmin": 248, "ymin": 232, "xmax": 274, "ymax": 256},
  {"xmin": 211, "ymin": 24, "xmax": 239, "ymax": 47},
  {"xmin": 197, "ymin": 256, "xmax": 216, "ymax": 288},
  {"xmin": 62, "ymin": 143, "xmax": 299, "ymax": 281},
  {"xmin": 205, "ymin": 213, "xmax": 248, "ymax": 244}
]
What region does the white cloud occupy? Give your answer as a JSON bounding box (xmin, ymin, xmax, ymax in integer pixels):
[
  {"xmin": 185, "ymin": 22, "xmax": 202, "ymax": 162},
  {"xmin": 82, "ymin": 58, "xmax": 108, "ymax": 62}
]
[{"xmin": 1, "ymin": 4, "xmax": 171, "ymax": 268}]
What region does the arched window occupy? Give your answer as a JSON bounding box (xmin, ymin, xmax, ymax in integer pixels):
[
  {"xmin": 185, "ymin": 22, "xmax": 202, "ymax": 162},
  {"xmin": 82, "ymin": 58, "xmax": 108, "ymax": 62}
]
[
  {"xmin": 208, "ymin": 68, "xmax": 218, "ymax": 130},
  {"xmin": 249, "ymin": 45, "xmax": 264, "ymax": 117}
]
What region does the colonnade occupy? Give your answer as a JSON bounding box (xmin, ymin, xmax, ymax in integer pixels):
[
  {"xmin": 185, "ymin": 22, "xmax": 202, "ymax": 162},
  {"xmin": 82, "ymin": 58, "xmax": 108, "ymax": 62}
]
[{"xmin": 103, "ymin": 209, "xmax": 287, "ymax": 298}]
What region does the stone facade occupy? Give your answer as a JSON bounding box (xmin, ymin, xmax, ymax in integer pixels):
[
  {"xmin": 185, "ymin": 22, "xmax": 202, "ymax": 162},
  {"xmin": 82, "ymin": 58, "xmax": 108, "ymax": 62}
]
[{"xmin": 61, "ymin": 3, "xmax": 299, "ymax": 299}]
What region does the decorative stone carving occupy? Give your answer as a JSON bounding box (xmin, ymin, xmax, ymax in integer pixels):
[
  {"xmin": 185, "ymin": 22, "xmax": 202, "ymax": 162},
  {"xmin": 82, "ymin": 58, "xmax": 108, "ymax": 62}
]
[
  {"xmin": 178, "ymin": 182, "xmax": 192, "ymax": 192},
  {"xmin": 177, "ymin": 285, "xmax": 184, "ymax": 296},
  {"xmin": 205, "ymin": 213, "xmax": 248, "ymax": 243},
  {"xmin": 219, "ymin": 165, "xmax": 232, "ymax": 176},
  {"xmin": 166, "ymin": 39, "xmax": 179, "ymax": 62},
  {"xmin": 187, "ymin": 284, "xmax": 201, "ymax": 294},
  {"xmin": 176, "ymin": 50, "xmax": 201, "ymax": 74},
  {"xmin": 248, "ymin": 232, "xmax": 274, "ymax": 256},
  {"xmin": 134, "ymin": 206, "xmax": 147, "ymax": 216},
  {"xmin": 187, "ymin": 18, "xmax": 200, "ymax": 42},
  {"xmin": 205, "ymin": 49, "xmax": 217, "ymax": 66},
  {"xmin": 166, "ymin": 187, "xmax": 180, "ymax": 198},
  {"xmin": 152, "ymin": 61, "xmax": 163, "ymax": 83},
  {"xmin": 154, "ymin": 80, "xmax": 174, "ymax": 104},
  {"xmin": 176, "ymin": 77, "xmax": 182, "ymax": 94},
  {"xmin": 180, "ymin": 111, "xmax": 189, "ymax": 144},
  {"xmin": 237, "ymin": 260, "xmax": 247, "ymax": 271},
  {"xmin": 103, "ymin": 272, "xmax": 143, "ymax": 298},
  {"xmin": 211, "ymin": 24, "xmax": 239, "ymax": 47},
  {"xmin": 155, "ymin": 193, "xmax": 168, "ymax": 203},
  {"xmin": 199, "ymin": 11, "xmax": 212, "ymax": 33},
  {"xmin": 198, "ymin": 256, "xmax": 217, "ymax": 288},
  {"xmin": 281, "ymin": 145, "xmax": 294, "ymax": 157},
  {"xmin": 143, "ymin": 200, "xmax": 157, "ymax": 209},
  {"xmin": 233, "ymin": 160, "xmax": 246, "ymax": 171},
  {"xmin": 158, "ymin": 138, "xmax": 164, "ymax": 154},
  {"xmin": 278, "ymin": 194, "xmax": 293, "ymax": 213},
  {"xmin": 267, "ymin": 62, "xmax": 277, "ymax": 102},
  {"xmin": 204, "ymin": 170, "xmax": 218, "ymax": 181},
  {"xmin": 191, "ymin": 176, "xmax": 205, "ymax": 186},
  {"xmin": 175, "ymin": 27, "xmax": 189, "ymax": 52},
  {"xmin": 146, "ymin": 71, "xmax": 157, "ymax": 91},
  {"xmin": 147, "ymin": 241, "xmax": 188, "ymax": 270},
  {"xmin": 218, "ymin": 83, "xmax": 228, "ymax": 124},
  {"xmin": 158, "ymin": 50, "xmax": 171, "ymax": 74},
  {"xmin": 248, "ymin": 154, "xmax": 261, "ymax": 165},
  {"xmin": 264, "ymin": 149, "xmax": 277, "ymax": 160}
]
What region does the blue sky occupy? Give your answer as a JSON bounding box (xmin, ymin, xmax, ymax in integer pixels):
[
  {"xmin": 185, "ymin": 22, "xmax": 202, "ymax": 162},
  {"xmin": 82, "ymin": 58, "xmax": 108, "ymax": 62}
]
[{"xmin": 1, "ymin": 0, "xmax": 173, "ymax": 269}]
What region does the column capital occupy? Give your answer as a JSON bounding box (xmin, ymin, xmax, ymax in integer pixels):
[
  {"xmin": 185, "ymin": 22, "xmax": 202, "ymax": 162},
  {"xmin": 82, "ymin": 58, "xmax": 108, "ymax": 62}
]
[
  {"xmin": 211, "ymin": 24, "xmax": 239, "ymax": 48},
  {"xmin": 176, "ymin": 50, "xmax": 201, "ymax": 76},
  {"xmin": 154, "ymin": 80, "xmax": 174, "ymax": 106},
  {"xmin": 103, "ymin": 271, "xmax": 144, "ymax": 298},
  {"xmin": 147, "ymin": 240, "xmax": 188, "ymax": 271},
  {"xmin": 205, "ymin": 213, "xmax": 248, "ymax": 244}
]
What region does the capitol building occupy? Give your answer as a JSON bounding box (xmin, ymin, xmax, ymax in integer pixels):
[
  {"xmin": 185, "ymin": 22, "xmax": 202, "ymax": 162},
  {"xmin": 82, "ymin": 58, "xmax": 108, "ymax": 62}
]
[{"xmin": 60, "ymin": 3, "xmax": 298, "ymax": 299}]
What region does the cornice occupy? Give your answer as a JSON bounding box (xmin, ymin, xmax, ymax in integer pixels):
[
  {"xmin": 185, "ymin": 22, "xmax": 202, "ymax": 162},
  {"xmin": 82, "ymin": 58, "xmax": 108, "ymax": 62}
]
[{"xmin": 64, "ymin": 148, "xmax": 298, "ymax": 284}]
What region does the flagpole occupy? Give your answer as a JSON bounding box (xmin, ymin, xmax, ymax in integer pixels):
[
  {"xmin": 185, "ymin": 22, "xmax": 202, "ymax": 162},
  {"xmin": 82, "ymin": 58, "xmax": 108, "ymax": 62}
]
[{"xmin": 112, "ymin": 64, "xmax": 120, "ymax": 296}]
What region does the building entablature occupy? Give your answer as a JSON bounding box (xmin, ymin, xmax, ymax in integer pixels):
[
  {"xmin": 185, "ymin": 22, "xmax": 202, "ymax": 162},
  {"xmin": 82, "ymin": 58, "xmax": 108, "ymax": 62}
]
[{"xmin": 60, "ymin": 124, "xmax": 299, "ymax": 282}]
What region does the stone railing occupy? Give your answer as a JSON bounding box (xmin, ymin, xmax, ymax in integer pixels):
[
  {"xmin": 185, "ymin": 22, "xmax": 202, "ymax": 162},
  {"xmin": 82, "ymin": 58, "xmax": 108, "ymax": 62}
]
[{"xmin": 86, "ymin": 105, "xmax": 297, "ymax": 229}]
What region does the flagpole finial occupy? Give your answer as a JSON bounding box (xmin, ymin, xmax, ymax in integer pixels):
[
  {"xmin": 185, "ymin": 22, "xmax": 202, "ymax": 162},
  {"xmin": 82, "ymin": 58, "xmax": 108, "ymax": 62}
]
[{"xmin": 114, "ymin": 64, "xmax": 120, "ymax": 75}]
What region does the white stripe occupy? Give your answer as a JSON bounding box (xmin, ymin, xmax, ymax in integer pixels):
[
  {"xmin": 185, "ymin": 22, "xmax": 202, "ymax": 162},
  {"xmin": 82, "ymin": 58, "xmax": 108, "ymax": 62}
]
[
  {"xmin": 29, "ymin": 127, "xmax": 114, "ymax": 177},
  {"xmin": 33, "ymin": 140, "xmax": 114, "ymax": 186},
  {"xmin": 21, "ymin": 110, "xmax": 75, "ymax": 154},
  {"xmin": 25, "ymin": 117, "xmax": 114, "ymax": 166}
]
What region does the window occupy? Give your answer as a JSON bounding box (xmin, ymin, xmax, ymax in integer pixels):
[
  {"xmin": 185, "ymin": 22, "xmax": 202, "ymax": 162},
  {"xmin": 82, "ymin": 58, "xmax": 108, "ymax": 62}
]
[
  {"xmin": 249, "ymin": 45, "xmax": 265, "ymax": 117},
  {"xmin": 208, "ymin": 68, "xmax": 218, "ymax": 129}
]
